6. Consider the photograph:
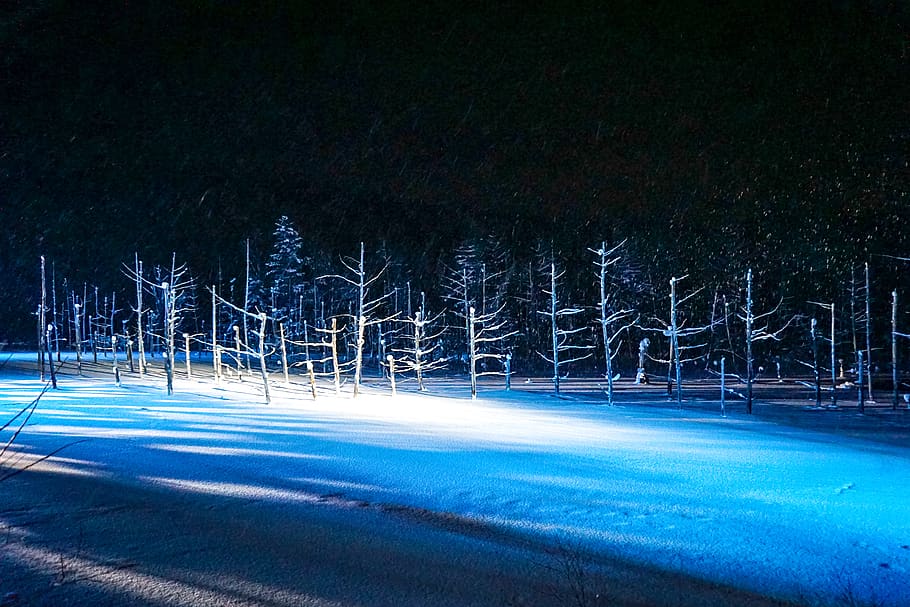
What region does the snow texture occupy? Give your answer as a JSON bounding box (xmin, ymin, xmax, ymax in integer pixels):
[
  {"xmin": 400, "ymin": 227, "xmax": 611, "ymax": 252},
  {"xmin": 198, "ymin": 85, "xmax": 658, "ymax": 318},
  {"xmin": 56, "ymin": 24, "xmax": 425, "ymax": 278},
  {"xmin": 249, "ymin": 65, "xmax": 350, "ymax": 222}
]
[{"xmin": 1, "ymin": 353, "xmax": 909, "ymax": 606}]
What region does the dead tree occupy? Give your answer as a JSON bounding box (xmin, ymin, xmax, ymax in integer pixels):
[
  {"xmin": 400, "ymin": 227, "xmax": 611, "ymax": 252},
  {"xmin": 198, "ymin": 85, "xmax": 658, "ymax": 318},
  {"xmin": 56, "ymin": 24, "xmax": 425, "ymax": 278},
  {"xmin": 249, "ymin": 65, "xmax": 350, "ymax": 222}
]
[
  {"xmin": 134, "ymin": 254, "xmax": 148, "ymax": 375},
  {"xmin": 393, "ymin": 304, "xmax": 447, "ymax": 391},
  {"xmin": 893, "ymin": 290, "xmax": 910, "ymax": 409},
  {"xmin": 848, "ymin": 262, "xmax": 875, "ymax": 401},
  {"xmin": 72, "ymin": 293, "xmax": 83, "ymax": 375},
  {"xmin": 38, "ymin": 256, "xmax": 47, "ymax": 381},
  {"xmin": 315, "ymin": 318, "xmax": 344, "ymax": 395},
  {"xmin": 740, "ymin": 269, "xmax": 795, "ymax": 414},
  {"xmin": 647, "ymin": 276, "xmax": 713, "ymax": 408},
  {"xmin": 809, "ymin": 300, "xmax": 838, "ymax": 407},
  {"xmin": 210, "ymin": 289, "xmax": 274, "ymax": 404},
  {"xmin": 322, "ymin": 242, "xmax": 396, "ymax": 397},
  {"xmin": 441, "ymin": 240, "xmax": 511, "ymax": 378},
  {"xmin": 589, "ymin": 241, "xmax": 635, "ymax": 405},
  {"xmin": 126, "ymin": 255, "xmax": 194, "ymax": 395},
  {"xmin": 538, "ymin": 261, "xmax": 592, "ymax": 395},
  {"xmin": 467, "ymin": 305, "xmax": 516, "ymax": 398},
  {"xmin": 50, "ymin": 262, "xmax": 61, "ymax": 362},
  {"xmin": 864, "ymin": 262, "xmax": 874, "ymax": 401}
]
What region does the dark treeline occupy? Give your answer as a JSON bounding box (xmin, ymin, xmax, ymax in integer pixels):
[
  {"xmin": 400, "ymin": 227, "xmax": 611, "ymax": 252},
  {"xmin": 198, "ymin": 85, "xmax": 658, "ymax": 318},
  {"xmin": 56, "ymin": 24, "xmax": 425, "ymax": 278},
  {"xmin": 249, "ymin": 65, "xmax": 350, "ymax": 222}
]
[{"xmin": 2, "ymin": 1, "xmax": 909, "ymax": 362}]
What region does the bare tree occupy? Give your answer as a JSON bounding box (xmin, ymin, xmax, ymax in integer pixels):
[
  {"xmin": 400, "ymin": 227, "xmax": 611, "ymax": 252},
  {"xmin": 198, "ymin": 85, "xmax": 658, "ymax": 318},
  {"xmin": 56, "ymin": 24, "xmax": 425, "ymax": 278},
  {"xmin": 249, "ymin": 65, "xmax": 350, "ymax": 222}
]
[
  {"xmin": 538, "ymin": 260, "xmax": 592, "ymax": 395},
  {"xmin": 38, "ymin": 256, "xmax": 47, "ymax": 381},
  {"xmin": 393, "ymin": 300, "xmax": 447, "ymax": 391},
  {"xmin": 466, "ymin": 305, "xmax": 516, "ymax": 398},
  {"xmin": 893, "ymin": 290, "xmax": 910, "ymax": 409},
  {"xmin": 133, "ymin": 253, "xmax": 148, "ymax": 375},
  {"xmin": 740, "ymin": 269, "xmax": 795, "ymax": 414},
  {"xmin": 210, "ymin": 289, "xmax": 274, "ymax": 404},
  {"xmin": 864, "ymin": 261, "xmax": 874, "ymax": 401},
  {"xmin": 322, "ymin": 242, "xmax": 396, "ymax": 397},
  {"xmin": 647, "ymin": 276, "xmax": 713, "ymax": 408},
  {"xmin": 589, "ymin": 241, "xmax": 636, "ymax": 405},
  {"xmin": 126, "ymin": 254, "xmax": 194, "ymax": 395},
  {"xmin": 808, "ymin": 300, "xmax": 838, "ymax": 407},
  {"xmin": 441, "ymin": 239, "xmax": 512, "ymax": 376},
  {"xmin": 71, "ymin": 292, "xmax": 84, "ymax": 375}
]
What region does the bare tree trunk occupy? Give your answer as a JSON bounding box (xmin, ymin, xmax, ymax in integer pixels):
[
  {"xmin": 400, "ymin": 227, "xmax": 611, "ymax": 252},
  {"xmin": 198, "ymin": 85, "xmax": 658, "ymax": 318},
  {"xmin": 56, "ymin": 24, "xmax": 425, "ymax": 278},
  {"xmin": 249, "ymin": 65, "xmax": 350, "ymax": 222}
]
[
  {"xmin": 354, "ymin": 314, "xmax": 365, "ymax": 397},
  {"xmin": 414, "ymin": 311, "xmax": 425, "ymax": 391},
  {"xmin": 212, "ymin": 285, "xmax": 219, "ymax": 383},
  {"xmin": 387, "ymin": 354, "xmax": 397, "ymax": 396},
  {"xmin": 184, "ymin": 333, "xmax": 191, "ymax": 379},
  {"xmin": 244, "ymin": 238, "xmax": 251, "ymax": 371},
  {"xmin": 550, "ymin": 263, "xmax": 560, "ymax": 395},
  {"xmin": 214, "ymin": 344, "xmax": 223, "ymax": 383},
  {"xmin": 331, "ymin": 318, "xmax": 341, "ymax": 395},
  {"xmin": 163, "ymin": 281, "xmax": 174, "ymax": 396},
  {"xmin": 670, "ymin": 277, "xmax": 682, "ymax": 408},
  {"xmin": 353, "ymin": 243, "xmax": 366, "ymax": 397},
  {"xmin": 52, "ymin": 261, "xmax": 60, "ymax": 362},
  {"xmin": 45, "ymin": 324, "xmax": 57, "ymax": 389},
  {"xmin": 257, "ymin": 312, "xmax": 271, "ymax": 404},
  {"xmin": 233, "ymin": 326, "xmax": 243, "ymax": 377},
  {"xmin": 39, "ymin": 256, "xmax": 46, "ymax": 381},
  {"xmin": 830, "ymin": 302, "xmax": 837, "ymax": 407},
  {"xmin": 811, "ymin": 319, "xmax": 821, "ymax": 407},
  {"xmin": 893, "ymin": 290, "xmax": 899, "ymax": 409},
  {"xmin": 469, "ymin": 307, "xmax": 478, "ymax": 398},
  {"xmin": 135, "ymin": 255, "xmax": 146, "ymax": 375},
  {"xmin": 598, "ymin": 242, "xmax": 614, "ymax": 405},
  {"xmin": 745, "ymin": 270, "xmax": 754, "ymax": 414},
  {"xmin": 279, "ymin": 322, "xmax": 289, "ymax": 384},
  {"xmin": 865, "ymin": 262, "xmax": 874, "ymax": 401},
  {"xmin": 73, "ymin": 295, "xmax": 83, "ymax": 375},
  {"xmin": 720, "ymin": 356, "xmax": 726, "ymax": 417},
  {"xmin": 307, "ymin": 360, "xmax": 317, "ymax": 399},
  {"xmin": 850, "ymin": 265, "xmax": 859, "ymax": 373}
]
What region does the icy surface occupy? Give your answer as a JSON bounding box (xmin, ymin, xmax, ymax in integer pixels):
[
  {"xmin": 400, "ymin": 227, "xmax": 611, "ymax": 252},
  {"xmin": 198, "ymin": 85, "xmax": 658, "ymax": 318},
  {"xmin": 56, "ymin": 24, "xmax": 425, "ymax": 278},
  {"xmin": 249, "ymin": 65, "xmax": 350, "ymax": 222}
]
[{"xmin": 2, "ymin": 354, "xmax": 909, "ymax": 606}]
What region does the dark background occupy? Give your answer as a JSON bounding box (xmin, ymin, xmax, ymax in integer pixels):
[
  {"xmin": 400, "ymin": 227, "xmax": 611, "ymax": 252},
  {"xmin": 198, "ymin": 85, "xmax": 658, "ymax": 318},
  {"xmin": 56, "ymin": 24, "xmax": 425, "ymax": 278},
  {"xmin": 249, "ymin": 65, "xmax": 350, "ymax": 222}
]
[{"xmin": 2, "ymin": 1, "xmax": 908, "ymax": 345}]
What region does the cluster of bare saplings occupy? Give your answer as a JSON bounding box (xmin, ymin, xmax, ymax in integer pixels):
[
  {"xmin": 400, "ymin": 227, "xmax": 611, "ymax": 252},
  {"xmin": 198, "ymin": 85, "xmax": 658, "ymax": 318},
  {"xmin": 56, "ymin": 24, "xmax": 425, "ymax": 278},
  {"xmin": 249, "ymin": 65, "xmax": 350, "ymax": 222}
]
[{"xmin": 31, "ymin": 222, "xmax": 910, "ymax": 413}]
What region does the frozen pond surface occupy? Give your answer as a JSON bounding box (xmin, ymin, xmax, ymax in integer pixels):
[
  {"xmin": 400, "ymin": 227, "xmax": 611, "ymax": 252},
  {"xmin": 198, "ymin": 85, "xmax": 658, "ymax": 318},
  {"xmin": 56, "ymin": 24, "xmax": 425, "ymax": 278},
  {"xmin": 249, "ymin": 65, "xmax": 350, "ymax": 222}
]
[{"xmin": 2, "ymin": 354, "xmax": 909, "ymax": 606}]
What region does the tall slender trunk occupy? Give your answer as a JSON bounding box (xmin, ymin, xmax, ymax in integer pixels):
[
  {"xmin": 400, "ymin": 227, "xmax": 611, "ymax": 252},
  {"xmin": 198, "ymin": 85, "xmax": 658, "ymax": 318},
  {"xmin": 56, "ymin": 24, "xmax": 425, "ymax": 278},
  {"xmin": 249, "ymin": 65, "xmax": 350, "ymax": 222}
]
[
  {"xmin": 745, "ymin": 270, "xmax": 754, "ymax": 414},
  {"xmin": 353, "ymin": 242, "xmax": 366, "ymax": 397},
  {"xmin": 212, "ymin": 285, "xmax": 219, "ymax": 383},
  {"xmin": 893, "ymin": 290, "xmax": 899, "ymax": 409},
  {"xmin": 331, "ymin": 318, "xmax": 340, "ymax": 395},
  {"xmin": 39, "ymin": 256, "xmax": 46, "ymax": 381},
  {"xmin": 136, "ymin": 255, "xmax": 146, "ymax": 375},
  {"xmin": 244, "ymin": 238, "xmax": 251, "ymax": 370},
  {"xmin": 811, "ymin": 319, "xmax": 821, "ymax": 407},
  {"xmin": 830, "ymin": 303, "xmax": 837, "ymax": 406},
  {"xmin": 469, "ymin": 307, "xmax": 478, "ymax": 398},
  {"xmin": 670, "ymin": 277, "xmax": 682, "ymax": 408},
  {"xmin": 598, "ymin": 242, "xmax": 615, "ymax": 405},
  {"xmin": 865, "ymin": 262, "xmax": 874, "ymax": 401},
  {"xmin": 257, "ymin": 312, "xmax": 271, "ymax": 404},
  {"xmin": 550, "ymin": 263, "xmax": 560, "ymax": 395}
]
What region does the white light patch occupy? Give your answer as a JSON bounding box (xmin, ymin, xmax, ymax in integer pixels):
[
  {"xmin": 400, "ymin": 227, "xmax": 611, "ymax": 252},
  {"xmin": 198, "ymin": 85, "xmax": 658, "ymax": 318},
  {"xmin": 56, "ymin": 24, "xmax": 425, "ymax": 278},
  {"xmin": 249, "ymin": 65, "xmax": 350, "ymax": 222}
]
[{"xmin": 150, "ymin": 444, "xmax": 332, "ymax": 460}]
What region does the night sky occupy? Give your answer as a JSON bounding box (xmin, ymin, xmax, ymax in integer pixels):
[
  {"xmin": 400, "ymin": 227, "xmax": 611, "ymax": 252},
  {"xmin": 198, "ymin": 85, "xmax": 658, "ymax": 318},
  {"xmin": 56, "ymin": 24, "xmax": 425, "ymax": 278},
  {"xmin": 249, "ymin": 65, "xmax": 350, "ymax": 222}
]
[{"xmin": 2, "ymin": 1, "xmax": 908, "ymax": 341}]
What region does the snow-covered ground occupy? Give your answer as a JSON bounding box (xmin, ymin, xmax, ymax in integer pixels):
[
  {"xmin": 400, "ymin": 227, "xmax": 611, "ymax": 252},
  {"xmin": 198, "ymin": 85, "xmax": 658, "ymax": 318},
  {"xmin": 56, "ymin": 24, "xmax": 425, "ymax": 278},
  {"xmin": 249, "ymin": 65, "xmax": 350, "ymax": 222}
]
[{"xmin": 2, "ymin": 353, "xmax": 909, "ymax": 606}]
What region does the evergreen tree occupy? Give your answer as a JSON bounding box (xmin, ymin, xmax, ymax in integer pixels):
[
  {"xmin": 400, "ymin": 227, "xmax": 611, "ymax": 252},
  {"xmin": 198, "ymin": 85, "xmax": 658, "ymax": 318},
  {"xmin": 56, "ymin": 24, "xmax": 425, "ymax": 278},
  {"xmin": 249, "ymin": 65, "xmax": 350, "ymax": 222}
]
[{"xmin": 266, "ymin": 215, "xmax": 304, "ymax": 319}]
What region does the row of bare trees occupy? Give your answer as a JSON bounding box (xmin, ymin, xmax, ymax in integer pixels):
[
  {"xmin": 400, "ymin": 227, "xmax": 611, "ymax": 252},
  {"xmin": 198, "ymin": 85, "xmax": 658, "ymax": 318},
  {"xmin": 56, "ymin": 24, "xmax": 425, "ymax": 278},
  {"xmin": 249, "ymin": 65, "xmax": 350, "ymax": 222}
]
[{"xmin": 33, "ymin": 216, "xmax": 910, "ymax": 410}]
